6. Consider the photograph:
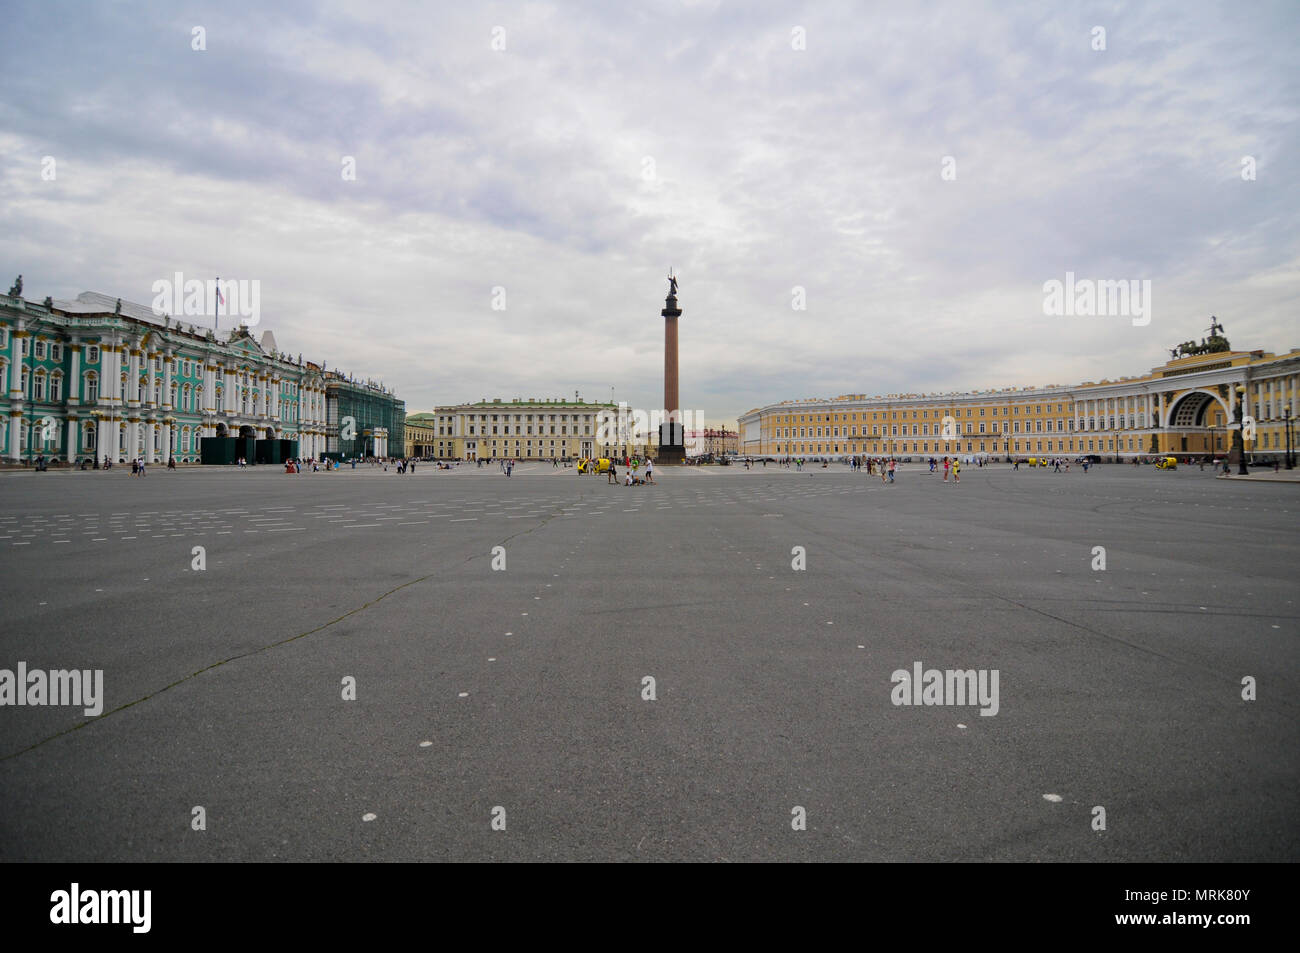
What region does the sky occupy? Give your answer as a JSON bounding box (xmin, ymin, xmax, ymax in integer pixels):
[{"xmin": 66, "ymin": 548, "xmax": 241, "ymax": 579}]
[{"xmin": 2, "ymin": 0, "xmax": 1297, "ymax": 426}]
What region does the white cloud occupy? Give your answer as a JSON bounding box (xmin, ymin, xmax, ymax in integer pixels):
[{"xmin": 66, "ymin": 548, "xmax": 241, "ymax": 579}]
[{"xmin": 1, "ymin": 0, "xmax": 1296, "ymax": 425}]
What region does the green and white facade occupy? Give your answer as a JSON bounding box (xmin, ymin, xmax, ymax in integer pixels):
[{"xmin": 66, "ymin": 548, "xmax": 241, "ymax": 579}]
[{"xmin": 1, "ymin": 289, "xmax": 352, "ymax": 464}]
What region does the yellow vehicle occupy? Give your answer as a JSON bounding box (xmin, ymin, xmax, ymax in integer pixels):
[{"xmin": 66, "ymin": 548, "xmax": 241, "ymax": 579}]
[
  {"xmin": 1155, "ymin": 456, "xmax": 1177, "ymax": 470},
  {"xmin": 577, "ymin": 457, "xmax": 613, "ymax": 474},
  {"xmin": 1026, "ymin": 457, "xmax": 1037, "ymax": 467}
]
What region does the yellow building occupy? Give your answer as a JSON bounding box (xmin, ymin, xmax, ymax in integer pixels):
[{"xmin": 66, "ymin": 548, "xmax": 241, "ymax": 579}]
[
  {"xmin": 409, "ymin": 397, "xmax": 615, "ymax": 461},
  {"xmin": 738, "ymin": 340, "xmax": 1300, "ymax": 461},
  {"xmin": 405, "ymin": 413, "xmax": 436, "ymax": 458}
]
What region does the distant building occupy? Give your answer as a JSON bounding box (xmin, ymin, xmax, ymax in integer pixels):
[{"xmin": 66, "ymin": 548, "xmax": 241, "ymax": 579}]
[
  {"xmin": 686, "ymin": 428, "xmax": 738, "ymax": 456},
  {"xmin": 408, "ymin": 396, "xmax": 624, "ymax": 460},
  {"xmin": 323, "ymin": 371, "xmax": 403, "ymax": 459},
  {"xmin": 738, "ymin": 334, "xmax": 1300, "ymax": 460},
  {"xmin": 405, "ymin": 412, "xmax": 436, "ymax": 458},
  {"xmin": 0, "ymin": 287, "xmax": 399, "ymax": 464}
]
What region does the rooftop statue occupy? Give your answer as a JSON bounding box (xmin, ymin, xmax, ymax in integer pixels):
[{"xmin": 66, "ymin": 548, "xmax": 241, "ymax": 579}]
[{"xmin": 9, "ymin": 275, "xmax": 23, "ymax": 296}]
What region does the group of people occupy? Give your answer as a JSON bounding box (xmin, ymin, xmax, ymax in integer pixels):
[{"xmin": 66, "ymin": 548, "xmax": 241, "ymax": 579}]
[{"xmin": 606, "ymin": 456, "xmax": 654, "ymax": 485}]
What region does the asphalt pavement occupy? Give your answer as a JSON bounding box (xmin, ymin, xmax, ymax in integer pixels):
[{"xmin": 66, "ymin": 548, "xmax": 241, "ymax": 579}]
[{"xmin": 0, "ymin": 460, "xmax": 1295, "ymax": 861}]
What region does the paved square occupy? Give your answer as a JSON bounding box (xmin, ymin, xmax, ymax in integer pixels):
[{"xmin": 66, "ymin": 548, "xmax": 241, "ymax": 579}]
[{"xmin": 0, "ymin": 462, "xmax": 1295, "ymax": 861}]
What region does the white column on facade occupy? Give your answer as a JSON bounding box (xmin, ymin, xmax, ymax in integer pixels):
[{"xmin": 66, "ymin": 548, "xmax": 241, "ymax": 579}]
[
  {"xmin": 128, "ymin": 348, "xmax": 141, "ymax": 406},
  {"xmin": 144, "ymin": 422, "xmax": 155, "ymax": 463},
  {"xmin": 7, "ymin": 414, "xmax": 21, "ymax": 463},
  {"xmin": 162, "ymin": 351, "xmax": 173, "ymax": 409},
  {"xmin": 65, "ymin": 417, "xmax": 77, "ymax": 463},
  {"xmin": 68, "ymin": 342, "xmax": 81, "ymax": 405},
  {"xmin": 204, "ymin": 365, "xmax": 216, "ymax": 411},
  {"xmin": 161, "ymin": 422, "xmax": 171, "ymax": 461},
  {"xmin": 8, "ymin": 331, "xmax": 24, "ymax": 397},
  {"xmin": 100, "ymin": 346, "xmax": 112, "ymax": 408}
]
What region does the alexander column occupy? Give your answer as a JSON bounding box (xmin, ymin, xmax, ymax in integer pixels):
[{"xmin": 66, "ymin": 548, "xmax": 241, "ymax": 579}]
[{"xmin": 658, "ymin": 271, "xmax": 686, "ymax": 463}]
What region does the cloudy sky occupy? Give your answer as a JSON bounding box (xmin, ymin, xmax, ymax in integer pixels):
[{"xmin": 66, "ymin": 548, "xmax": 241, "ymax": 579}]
[{"xmin": 2, "ymin": 0, "xmax": 1297, "ymax": 425}]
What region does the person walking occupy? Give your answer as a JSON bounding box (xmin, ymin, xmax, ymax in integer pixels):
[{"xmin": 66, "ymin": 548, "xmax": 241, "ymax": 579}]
[
  {"xmin": 645, "ymin": 458, "xmax": 655, "ymax": 484},
  {"xmin": 608, "ymin": 462, "xmax": 618, "ymax": 485},
  {"xmin": 887, "ymin": 459, "xmax": 895, "ymax": 483},
  {"xmin": 952, "ymin": 458, "xmax": 961, "ymax": 484},
  {"xmin": 942, "ymin": 456, "xmax": 950, "ymax": 482}
]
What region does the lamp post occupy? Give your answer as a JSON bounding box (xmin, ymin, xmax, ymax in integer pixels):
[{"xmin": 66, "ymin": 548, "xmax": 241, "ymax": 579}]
[
  {"xmin": 1285, "ymin": 404, "xmax": 1295, "ymax": 470},
  {"xmin": 1230, "ymin": 384, "xmax": 1248, "ymax": 475}
]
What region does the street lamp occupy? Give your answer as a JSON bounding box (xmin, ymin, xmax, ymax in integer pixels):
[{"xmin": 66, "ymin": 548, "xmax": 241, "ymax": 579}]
[
  {"xmin": 1284, "ymin": 403, "xmax": 1295, "ymax": 470},
  {"xmin": 1229, "ymin": 384, "xmax": 1249, "ymax": 475}
]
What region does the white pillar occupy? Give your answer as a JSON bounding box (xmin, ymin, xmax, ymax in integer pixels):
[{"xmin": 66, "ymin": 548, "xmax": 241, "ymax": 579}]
[
  {"xmin": 8, "ymin": 334, "xmax": 24, "ymax": 397},
  {"xmin": 65, "ymin": 417, "xmax": 77, "ymax": 463},
  {"xmin": 163, "ymin": 352, "xmax": 173, "ymax": 409},
  {"xmin": 68, "ymin": 343, "xmax": 81, "ymax": 405},
  {"xmin": 7, "ymin": 413, "xmax": 21, "ymax": 463},
  {"xmin": 101, "ymin": 346, "xmax": 114, "ymax": 408},
  {"xmin": 128, "ymin": 349, "xmax": 141, "ymax": 406}
]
